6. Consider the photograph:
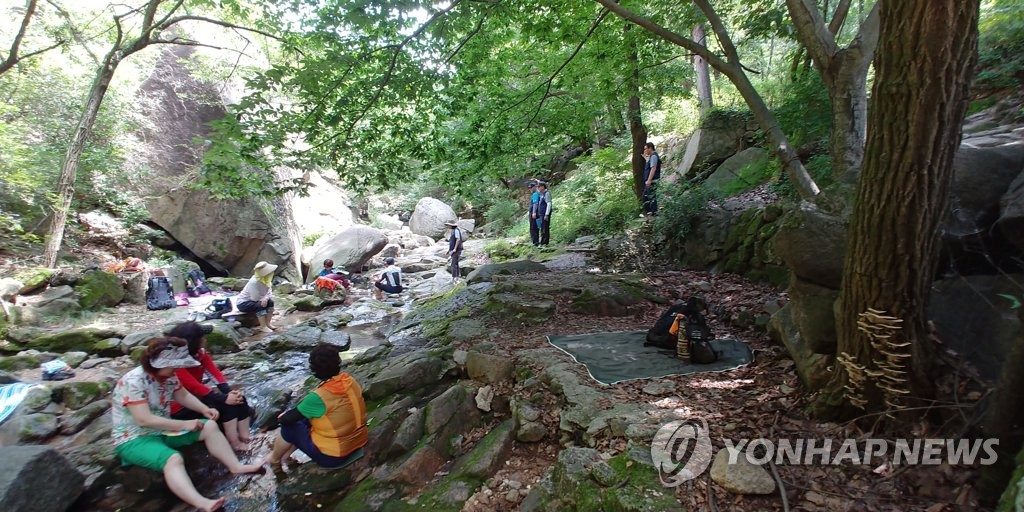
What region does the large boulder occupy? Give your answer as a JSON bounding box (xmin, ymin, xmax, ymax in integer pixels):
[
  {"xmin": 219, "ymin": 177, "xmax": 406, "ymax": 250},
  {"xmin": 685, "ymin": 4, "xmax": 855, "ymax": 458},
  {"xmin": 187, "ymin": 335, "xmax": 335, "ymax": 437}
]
[
  {"xmin": 928, "ymin": 274, "xmax": 1023, "ymax": 382},
  {"xmin": 774, "ymin": 204, "xmax": 848, "ymax": 289},
  {"xmin": 133, "ymin": 45, "xmax": 303, "ymax": 283},
  {"xmin": 9, "ymin": 286, "xmax": 80, "ymax": 326},
  {"xmin": 291, "ymin": 171, "xmax": 354, "ymax": 242},
  {"xmin": 675, "ymin": 111, "xmax": 758, "ymax": 180},
  {"xmin": 788, "ymin": 278, "xmax": 839, "ymax": 355},
  {"xmin": 702, "ymin": 147, "xmax": 769, "ymax": 192},
  {"xmin": 768, "ymin": 303, "xmax": 834, "ymax": 389},
  {"xmin": 305, "ymin": 225, "xmax": 387, "ymax": 282},
  {"xmin": 75, "ymin": 270, "xmax": 125, "ymax": 310},
  {"xmin": 409, "ymin": 197, "xmax": 457, "ymax": 238},
  {"xmin": 0, "ymin": 446, "xmax": 84, "ymax": 512},
  {"xmin": 946, "ymin": 144, "xmax": 1024, "ymax": 238},
  {"xmin": 997, "ymin": 171, "xmax": 1024, "ymax": 253}
]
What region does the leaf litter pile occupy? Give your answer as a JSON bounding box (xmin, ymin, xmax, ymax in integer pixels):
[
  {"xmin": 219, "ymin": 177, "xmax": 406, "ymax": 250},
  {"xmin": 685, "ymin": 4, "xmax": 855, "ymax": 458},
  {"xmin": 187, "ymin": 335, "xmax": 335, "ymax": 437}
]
[{"xmin": 457, "ymin": 269, "xmax": 989, "ymax": 512}]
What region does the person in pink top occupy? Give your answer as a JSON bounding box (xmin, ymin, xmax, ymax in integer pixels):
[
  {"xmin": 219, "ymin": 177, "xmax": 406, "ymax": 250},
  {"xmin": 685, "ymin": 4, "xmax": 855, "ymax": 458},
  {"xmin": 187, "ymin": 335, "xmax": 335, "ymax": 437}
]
[{"xmin": 167, "ymin": 321, "xmax": 253, "ymax": 451}]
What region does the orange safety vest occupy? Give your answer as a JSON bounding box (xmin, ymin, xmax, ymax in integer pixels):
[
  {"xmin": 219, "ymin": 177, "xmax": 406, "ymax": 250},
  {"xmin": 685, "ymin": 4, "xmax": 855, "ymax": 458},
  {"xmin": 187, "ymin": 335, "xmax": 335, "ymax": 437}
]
[{"xmin": 309, "ymin": 373, "xmax": 369, "ymax": 457}]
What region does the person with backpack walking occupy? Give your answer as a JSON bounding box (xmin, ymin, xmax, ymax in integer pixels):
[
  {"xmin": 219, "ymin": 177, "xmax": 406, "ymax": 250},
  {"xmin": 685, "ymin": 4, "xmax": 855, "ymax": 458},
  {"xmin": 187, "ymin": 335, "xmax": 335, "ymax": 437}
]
[
  {"xmin": 527, "ymin": 180, "xmax": 541, "ymax": 246},
  {"xmin": 642, "ymin": 142, "xmax": 661, "ymax": 216},
  {"xmin": 167, "ymin": 322, "xmax": 254, "ymax": 452},
  {"xmin": 237, "ymin": 261, "xmax": 277, "ymax": 334},
  {"xmin": 446, "ymin": 220, "xmax": 464, "ymax": 283},
  {"xmin": 536, "ymin": 181, "xmax": 552, "ymax": 246}
]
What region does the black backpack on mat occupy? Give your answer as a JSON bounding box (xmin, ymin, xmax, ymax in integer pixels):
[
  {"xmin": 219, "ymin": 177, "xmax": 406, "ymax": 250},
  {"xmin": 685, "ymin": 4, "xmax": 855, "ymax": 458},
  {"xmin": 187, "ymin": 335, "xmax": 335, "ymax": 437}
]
[
  {"xmin": 645, "ymin": 302, "xmax": 688, "ymax": 349},
  {"xmin": 682, "ymin": 298, "xmax": 719, "ymax": 364},
  {"xmin": 146, "ymin": 276, "xmax": 177, "ymax": 310}
]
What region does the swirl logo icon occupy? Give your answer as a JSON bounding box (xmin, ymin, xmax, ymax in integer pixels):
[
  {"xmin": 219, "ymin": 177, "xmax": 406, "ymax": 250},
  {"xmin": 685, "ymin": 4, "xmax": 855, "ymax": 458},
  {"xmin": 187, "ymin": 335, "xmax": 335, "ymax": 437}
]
[{"xmin": 651, "ymin": 417, "xmax": 713, "ymax": 487}]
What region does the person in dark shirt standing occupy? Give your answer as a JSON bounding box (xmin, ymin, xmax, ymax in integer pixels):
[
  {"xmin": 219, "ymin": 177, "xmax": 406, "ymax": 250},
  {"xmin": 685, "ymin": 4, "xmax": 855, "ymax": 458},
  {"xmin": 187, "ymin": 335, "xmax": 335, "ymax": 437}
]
[
  {"xmin": 446, "ymin": 220, "xmax": 464, "ymax": 283},
  {"xmin": 642, "ymin": 142, "xmax": 661, "ymax": 216},
  {"xmin": 536, "ymin": 181, "xmax": 552, "ymax": 246}
]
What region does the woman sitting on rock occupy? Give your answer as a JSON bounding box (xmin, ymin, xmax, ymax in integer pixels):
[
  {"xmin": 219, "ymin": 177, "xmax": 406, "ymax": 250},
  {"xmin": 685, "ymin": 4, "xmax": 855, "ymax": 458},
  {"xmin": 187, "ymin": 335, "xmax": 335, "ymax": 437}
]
[
  {"xmin": 237, "ymin": 261, "xmax": 277, "ymax": 333},
  {"xmin": 269, "ymin": 342, "xmax": 368, "ymax": 470},
  {"xmin": 168, "ymin": 321, "xmax": 253, "ymax": 451},
  {"xmin": 111, "ymin": 337, "xmax": 266, "ymax": 512}
]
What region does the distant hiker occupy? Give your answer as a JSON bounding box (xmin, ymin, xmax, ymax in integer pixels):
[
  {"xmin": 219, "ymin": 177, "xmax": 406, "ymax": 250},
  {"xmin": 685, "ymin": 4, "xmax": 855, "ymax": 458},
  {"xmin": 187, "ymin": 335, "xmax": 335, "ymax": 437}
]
[
  {"xmin": 446, "ymin": 220, "xmax": 464, "ymax": 283},
  {"xmin": 168, "ymin": 322, "xmax": 253, "ymax": 451},
  {"xmin": 237, "ymin": 261, "xmax": 277, "ymax": 333},
  {"xmin": 527, "ymin": 180, "xmax": 541, "ymax": 246},
  {"xmin": 642, "ymin": 142, "xmax": 661, "ymax": 216},
  {"xmin": 373, "ymin": 257, "xmax": 403, "ymax": 300},
  {"xmin": 536, "ymin": 181, "xmax": 552, "ymax": 246},
  {"xmin": 269, "ymin": 342, "xmax": 368, "ymax": 470},
  {"xmin": 111, "ymin": 337, "xmax": 266, "ymax": 512}
]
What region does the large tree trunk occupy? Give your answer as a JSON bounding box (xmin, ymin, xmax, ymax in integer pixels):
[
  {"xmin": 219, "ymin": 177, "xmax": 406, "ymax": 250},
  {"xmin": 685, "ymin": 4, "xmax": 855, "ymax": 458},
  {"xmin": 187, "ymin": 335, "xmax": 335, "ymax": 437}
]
[
  {"xmin": 692, "ymin": 24, "xmax": 713, "ymax": 115},
  {"xmin": 817, "ymin": 0, "xmax": 980, "ymax": 417},
  {"xmin": 625, "ymin": 23, "xmax": 646, "ymax": 201},
  {"xmin": 43, "ymin": 51, "xmax": 122, "ymax": 267}
]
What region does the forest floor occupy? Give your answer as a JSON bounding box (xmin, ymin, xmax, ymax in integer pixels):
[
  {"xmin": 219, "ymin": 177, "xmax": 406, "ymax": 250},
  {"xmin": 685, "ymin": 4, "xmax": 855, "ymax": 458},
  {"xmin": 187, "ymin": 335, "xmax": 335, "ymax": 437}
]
[{"xmin": 456, "ymin": 269, "xmax": 989, "ymax": 512}]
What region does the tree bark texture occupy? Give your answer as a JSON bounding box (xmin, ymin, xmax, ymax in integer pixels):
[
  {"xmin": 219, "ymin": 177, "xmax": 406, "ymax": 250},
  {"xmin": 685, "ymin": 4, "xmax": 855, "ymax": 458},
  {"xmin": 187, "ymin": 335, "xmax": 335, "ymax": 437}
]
[
  {"xmin": 43, "ymin": 51, "xmax": 122, "ymax": 267},
  {"xmin": 625, "ymin": 24, "xmax": 647, "ymax": 201},
  {"xmin": 692, "ymin": 23, "xmax": 713, "ymax": 116},
  {"xmin": 822, "ymin": 0, "xmax": 980, "ymax": 417}
]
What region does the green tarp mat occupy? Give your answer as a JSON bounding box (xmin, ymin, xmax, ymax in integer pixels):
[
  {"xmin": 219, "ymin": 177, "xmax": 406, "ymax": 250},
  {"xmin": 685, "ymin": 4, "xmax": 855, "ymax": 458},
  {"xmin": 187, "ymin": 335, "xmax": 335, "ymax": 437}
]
[{"xmin": 547, "ymin": 330, "xmax": 754, "ymax": 385}]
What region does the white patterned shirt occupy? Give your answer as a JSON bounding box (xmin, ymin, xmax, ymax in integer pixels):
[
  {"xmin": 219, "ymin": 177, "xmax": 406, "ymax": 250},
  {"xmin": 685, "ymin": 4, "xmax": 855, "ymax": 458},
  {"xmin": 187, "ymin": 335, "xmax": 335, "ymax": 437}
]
[{"xmin": 110, "ymin": 366, "xmax": 180, "ymax": 446}]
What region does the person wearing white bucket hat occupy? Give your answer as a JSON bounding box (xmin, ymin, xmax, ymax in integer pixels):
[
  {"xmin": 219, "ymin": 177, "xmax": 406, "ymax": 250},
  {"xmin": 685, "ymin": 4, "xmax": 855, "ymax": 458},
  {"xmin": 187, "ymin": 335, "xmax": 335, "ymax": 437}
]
[
  {"xmin": 237, "ymin": 261, "xmax": 278, "ymax": 333},
  {"xmin": 110, "ymin": 337, "xmax": 266, "ymax": 511}
]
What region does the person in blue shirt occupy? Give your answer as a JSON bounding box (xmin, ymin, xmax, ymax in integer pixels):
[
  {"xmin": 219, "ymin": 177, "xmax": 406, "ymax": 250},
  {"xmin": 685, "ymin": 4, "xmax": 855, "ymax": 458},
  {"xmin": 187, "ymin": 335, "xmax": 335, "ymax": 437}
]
[
  {"xmin": 527, "ymin": 180, "xmax": 540, "ymax": 247},
  {"xmin": 642, "ymin": 142, "xmax": 661, "ymax": 216},
  {"xmin": 445, "ymin": 221, "xmax": 464, "ymax": 283},
  {"xmin": 536, "ymin": 181, "xmax": 552, "ymax": 246}
]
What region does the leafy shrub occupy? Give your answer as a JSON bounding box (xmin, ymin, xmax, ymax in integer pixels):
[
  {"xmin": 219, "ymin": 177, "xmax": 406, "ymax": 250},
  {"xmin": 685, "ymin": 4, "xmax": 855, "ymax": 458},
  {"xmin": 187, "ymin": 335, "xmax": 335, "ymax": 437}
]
[
  {"xmin": 654, "ymin": 184, "xmax": 717, "ymax": 244},
  {"xmin": 771, "ymin": 73, "xmax": 832, "ymax": 150},
  {"xmin": 547, "ymin": 146, "xmax": 640, "ymax": 244},
  {"xmin": 303, "ymin": 232, "xmax": 323, "ymax": 247},
  {"xmin": 483, "ymin": 197, "xmax": 522, "ymax": 235},
  {"xmin": 977, "ymin": 0, "xmax": 1024, "ymax": 92}
]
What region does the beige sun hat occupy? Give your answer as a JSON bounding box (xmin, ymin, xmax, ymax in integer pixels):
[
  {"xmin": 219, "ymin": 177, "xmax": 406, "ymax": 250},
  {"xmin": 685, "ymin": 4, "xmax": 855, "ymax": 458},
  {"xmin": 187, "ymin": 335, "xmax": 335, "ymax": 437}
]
[
  {"xmin": 150, "ymin": 344, "xmax": 200, "ymax": 369},
  {"xmin": 254, "ymin": 261, "xmax": 278, "ymax": 277},
  {"xmin": 444, "ymin": 220, "xmax": 458, "ymax": 227}
]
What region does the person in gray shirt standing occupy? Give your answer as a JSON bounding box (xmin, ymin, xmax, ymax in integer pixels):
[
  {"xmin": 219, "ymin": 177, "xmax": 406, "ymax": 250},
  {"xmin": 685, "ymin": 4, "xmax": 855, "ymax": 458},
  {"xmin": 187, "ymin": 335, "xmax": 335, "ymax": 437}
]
[{"xmin": 642, "ymin": 142, "xmax": 661, "ymax": 216}]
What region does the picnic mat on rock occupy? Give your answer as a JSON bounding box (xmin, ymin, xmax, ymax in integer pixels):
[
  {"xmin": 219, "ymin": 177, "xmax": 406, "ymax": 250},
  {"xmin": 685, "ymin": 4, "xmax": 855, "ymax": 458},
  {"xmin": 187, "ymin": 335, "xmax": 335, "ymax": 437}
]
[{"xmin": 547, "ymin": 331, "xmax": 754, "ymax": 385}]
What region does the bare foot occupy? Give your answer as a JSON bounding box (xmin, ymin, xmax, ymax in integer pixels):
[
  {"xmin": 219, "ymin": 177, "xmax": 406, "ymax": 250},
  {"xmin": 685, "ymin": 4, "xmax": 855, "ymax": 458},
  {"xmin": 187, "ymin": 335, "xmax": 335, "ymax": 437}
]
[
  {"xmin": 202, "ymin": 497, "xmax": 225, "ymax": 512},
  {"xmin": 231, "ymin": 441, "xmax": 250, "ymax": 451}
]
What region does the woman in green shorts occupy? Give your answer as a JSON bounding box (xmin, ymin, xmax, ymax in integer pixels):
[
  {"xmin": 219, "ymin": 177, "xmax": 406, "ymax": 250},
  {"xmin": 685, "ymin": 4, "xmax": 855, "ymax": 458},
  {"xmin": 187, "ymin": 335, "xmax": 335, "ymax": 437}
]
[{"xmin": 111, "ymin": 337, "xmax": 266, "ymax": 512}]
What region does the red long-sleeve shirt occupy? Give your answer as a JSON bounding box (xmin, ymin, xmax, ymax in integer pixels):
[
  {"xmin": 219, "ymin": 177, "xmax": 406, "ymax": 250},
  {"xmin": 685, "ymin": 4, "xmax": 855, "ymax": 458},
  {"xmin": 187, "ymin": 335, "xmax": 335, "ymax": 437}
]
[{"xmin": 169, "ymin": 349, "xmax": 227, "ymax": 414}]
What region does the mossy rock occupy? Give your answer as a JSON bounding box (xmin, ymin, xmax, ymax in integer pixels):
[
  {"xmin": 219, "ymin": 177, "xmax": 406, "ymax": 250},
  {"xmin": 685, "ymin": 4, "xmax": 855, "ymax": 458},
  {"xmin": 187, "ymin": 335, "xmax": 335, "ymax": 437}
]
[
  {"xmin": 208, "ymin": 277, "xmax": 248, "ymax": 292},
  {"xmin": 130, "ymin": 345, "xmax": 146, "ymax": 362},
  {"xmin": 29, "ymin": 327, "xmax": 121, "ymax": 353},
  {"xmin": 93, "ymin": 337, "xmax": 124, "ymax": 357},
  {"xmin": 14, "ymin": 267, "xmax": 54, "ymax": 294},
  {"xmin": 60, "ymin": 380, "xmax": 113, "ymax": 410},
  {"xmin": 76, "ymin": 270, "xmax": 125, "ymax": 310},
  {"xmin": 0, "ymin": 354, "xmax": 41, "ymax": 372},
  {"xmin": 204, "ymin": 324, "xmax": 242, "ymax": 354}
]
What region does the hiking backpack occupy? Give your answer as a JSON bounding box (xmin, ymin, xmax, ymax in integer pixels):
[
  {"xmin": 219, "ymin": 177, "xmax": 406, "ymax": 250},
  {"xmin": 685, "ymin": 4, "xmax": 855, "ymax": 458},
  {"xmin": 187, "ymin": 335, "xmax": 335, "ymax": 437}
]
[
  {"xmin": 146, "ymin": 276, "xmax": 177, "ymax": 310},
  {"xmin": 645, "ymin": 301, "xmax": 689, "ymax": 349},
  {"xmin": 185, "ymin": 269, "xmax": 212, "ymax": 297},
  {"xmin": 205, "ymin": 297, "xmax": 232, "ymax": 319},
  {"xmin": 682, "ymin": 301, "xmax": 719, "ymax": 364}
]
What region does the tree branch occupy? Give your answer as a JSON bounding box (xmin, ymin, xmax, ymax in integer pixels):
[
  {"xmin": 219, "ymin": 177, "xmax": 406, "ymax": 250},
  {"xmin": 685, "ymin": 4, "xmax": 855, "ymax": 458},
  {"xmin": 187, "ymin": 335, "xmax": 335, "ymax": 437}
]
[
  {"xmin": 445, "ymin": 1, "xmax": 501, "ymax": 64},
  {"xmin": 692, "ymin": 0, "xmax": 742, "ymax": 66},
  {"xmin": 45, "ymin": 0, "xmax": 102, "ymax": 65},
  {"xmin": 0, "ymin": 0, "xmax": 40, "ymax": 75},
  {"xmin": 524, "ymin": 8, "xmax": 609, "ymax": 129},
  {"xmin": 786, "ymin": 0, "xmax": 838, "ymax": 75},
  {"xmin": 311, "ymin": 0, "xmax": 463, "ymax": 152},
  {"xmin": 828, "ymin": 0, "xmax": 852, "ymax": 35}
]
